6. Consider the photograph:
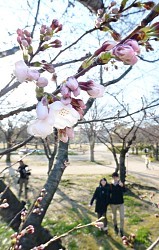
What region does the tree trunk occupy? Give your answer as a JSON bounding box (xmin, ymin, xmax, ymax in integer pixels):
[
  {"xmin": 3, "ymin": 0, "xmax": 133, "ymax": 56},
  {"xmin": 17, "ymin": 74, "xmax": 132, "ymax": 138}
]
[
  {"xmin": 19, "ymin": 141, "xmax": 68, "ymax": 249},
  {"xmin": 6, "ymin": 142, "xmax": 12, "ymax": 163},
  {"xmin": 47, "ymin": 157, "xmax": 54, "ymax": 175},
  {"xmin": 0, "ymin": 180, "xmax": 64, "ymax": 249},
  {"xmin": 155, "ymin": 142, "xmax": 159, "ymax": 161},
  {"xmin": 111, "ymin": 147, "xmax": 119, "ymax": 172},
  {"xmin": 119, "ymin": 151, "xmax": 126, "ymax": 183},
  {"xmin": 135, "ymin": 146, "xmax": 138, "ymax": 155},
  {"xmin": 0, "ymin": 179, "xmax": 25, "ymax": 230},
  {"xmin": 89, "ymin": 134, "xmax": 95, "ymax": 162},
  {"xmin": 90, "ymin": 143, "xmax": 95, "ymax": 162}
]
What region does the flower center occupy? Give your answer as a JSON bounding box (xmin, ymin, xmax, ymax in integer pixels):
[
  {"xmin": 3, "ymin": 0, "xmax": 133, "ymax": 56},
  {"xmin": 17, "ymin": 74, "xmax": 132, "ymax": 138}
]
[{"xmin": 59, "ymin": 108, "xmax": 69, "ymax": 116}]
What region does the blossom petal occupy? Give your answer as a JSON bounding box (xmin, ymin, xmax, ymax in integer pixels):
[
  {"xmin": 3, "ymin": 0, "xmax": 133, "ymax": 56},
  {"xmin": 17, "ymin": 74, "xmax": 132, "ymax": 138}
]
[
  {"xmin": 27, "ymin": 120, "xmax": 53, "ymax": 138},
  {"xmin": 14, "ymin": 60, "xmax": 28, "ymax": 82},
  {"xmin": 36, "ymin": 101, "xmax": 49, "ymax": 120}
]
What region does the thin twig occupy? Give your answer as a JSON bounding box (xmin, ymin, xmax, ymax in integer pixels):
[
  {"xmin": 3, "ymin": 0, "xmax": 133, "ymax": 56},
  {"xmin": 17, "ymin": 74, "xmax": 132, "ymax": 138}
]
[{"xmin": 147, "ymin": 237, "xmax": 159, "ymax": 250}]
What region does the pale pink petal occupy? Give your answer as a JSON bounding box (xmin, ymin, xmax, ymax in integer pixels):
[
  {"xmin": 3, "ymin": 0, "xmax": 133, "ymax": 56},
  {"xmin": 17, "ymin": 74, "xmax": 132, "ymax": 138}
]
[
  {"xmin": 27, "ymin": 119, "xmax": 53, "ymax": 138},
  {"xmin": 36, "ymin": 77, "xmax": 48, "ymax": 87},
  {"xmin": 66, "ymin": 77, "xmax": 78, "ymax": 91},
  {"xmin": 124, "ymin": 39, "xmax": 140, "ymax": 54},
  {"xmin": 60, "ymin": 85, "xmax": 69, "ymax": 95},
  {"xmin": 87, "ymin": 82, "xmax": 105, "ymax": 98},
  {"xmin": 124, "ymin": 55, "xmax": 138, "ymax": 65},
  {"xmin": 66, "ymin": 127, "xmax": 74, "ymax": 139},
  {"xmin": 27, "ymin": 69, "xmax": 40, "ymax": 81},
  {"xmin": 49, "ymin": 101, "xmax": 80, "ymax": 129},
  {"xmin": 61, "ymin": 97, "xmax": 72, "ymax": 105},
  {"xmin": 73, "ymin": 87, "xmax": 80, "ymax": 97},
  {"xmin": 14, "ymin": 60, "xmax": 28, "ymax": 83},
  {"xmin": 36, "ymin": 101, "xmax": 49, "ymax": 120}
]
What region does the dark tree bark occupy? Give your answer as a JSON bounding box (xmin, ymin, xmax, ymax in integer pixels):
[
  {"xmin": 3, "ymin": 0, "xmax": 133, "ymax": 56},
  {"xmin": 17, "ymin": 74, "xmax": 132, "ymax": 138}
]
[
  {"xmin": 155, "ymin": 142, "xmax": 159, "ymax": 161},
  {"xmin": 90, "ymin": 136, "xmax": 95, "ymax": 162},
  {"xmin": 42, "ymin": 129, "xmax": 58, "ymax": 175},
  {"xmin": 19, "ymin": 141, "xmax": 68, "ymax": 249},
  {"xmin": 119, "ymin": 149, "xmax": 127, "ymax": 183},
  {"xmin": 0, "ymin": 179, "xmax": 64, "ymax": 249},
  {"xmin": 77, "ymin": 0, "xmax": 104, "ymax": 13},
  {"xmin": 0, "ymin": 180, "xmax": 25, "ymax": 230}
]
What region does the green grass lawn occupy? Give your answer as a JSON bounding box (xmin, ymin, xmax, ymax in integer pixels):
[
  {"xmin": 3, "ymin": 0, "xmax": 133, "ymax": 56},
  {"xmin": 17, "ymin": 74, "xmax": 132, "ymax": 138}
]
[{"xmin": 0, "ymin": 174, "xmax": 159, "ymax": 249}]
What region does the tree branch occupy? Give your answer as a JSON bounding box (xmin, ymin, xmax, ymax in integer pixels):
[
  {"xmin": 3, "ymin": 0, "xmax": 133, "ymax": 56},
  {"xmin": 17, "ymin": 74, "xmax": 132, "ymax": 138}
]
[
  {"xmin": 31, "ymin": 0, "xmax": 41, "ymax": 38},
  {"xmin": 0, "ymin": 104, "xmax": 36, "ymax": 120},
  {"xmin": 0, "ymin": 136, "xmax": 34, "ymax": 155}
]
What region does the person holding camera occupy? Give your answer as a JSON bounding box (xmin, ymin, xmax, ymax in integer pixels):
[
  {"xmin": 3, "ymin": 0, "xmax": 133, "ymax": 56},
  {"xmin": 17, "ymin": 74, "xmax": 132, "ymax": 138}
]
[
  {"xmin": 17, "ymin": 160, "xmax": 31, "ymax": 199},
  {"xmin": 110, "ymin": 172, "xmax": 126, "ymax": 237}
]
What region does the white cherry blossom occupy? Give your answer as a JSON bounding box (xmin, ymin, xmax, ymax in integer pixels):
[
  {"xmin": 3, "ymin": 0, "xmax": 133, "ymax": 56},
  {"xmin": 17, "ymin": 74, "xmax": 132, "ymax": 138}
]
[{"xmin": 49, "ymin": 101, "xmax": 80, "ymax": 129}]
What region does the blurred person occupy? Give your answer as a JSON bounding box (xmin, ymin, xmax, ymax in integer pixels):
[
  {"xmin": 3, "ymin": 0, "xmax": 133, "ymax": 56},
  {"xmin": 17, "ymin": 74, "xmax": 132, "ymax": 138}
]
[
  {"xmin": 89, "ymin": 178, "xmax": 110, "ymax": 234},
  {"xmin": 17, "ymin": 160, "xmax": 31, "ymax": 199},
  {"xmin": 145, "ymin": 154, "xmax": 150, "ymax": 169},
  {"xmin": 110, "ymin": 172, "xmax": 126, "ymax": 237}
]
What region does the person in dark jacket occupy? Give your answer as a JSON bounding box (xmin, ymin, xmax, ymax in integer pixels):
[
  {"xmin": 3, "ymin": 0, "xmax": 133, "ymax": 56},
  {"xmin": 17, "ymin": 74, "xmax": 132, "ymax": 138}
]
[
  {"xmin": 89, "ymin": 178, "xmax": 110, "ymax": 234},
  {"xmin": 110, "ymin": 172, "xmax": 126, "ymax": 237},
  {"xmin": 17, "ymin": 160, "xmax": 31, "ymax": 199}
]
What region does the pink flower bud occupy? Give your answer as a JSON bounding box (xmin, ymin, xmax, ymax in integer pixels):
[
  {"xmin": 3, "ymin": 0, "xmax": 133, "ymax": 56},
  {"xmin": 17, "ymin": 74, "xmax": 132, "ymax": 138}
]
[
  {"xmin": 66, "ymin": 77, "xmax": 78, "ymax": 91},
  {"xmin": 26, "ymin": 225, "xmax": 35, "ymax": 234},
  {"xmin": 40, "ymin": 27, "xmax": 46, "ymax": 34},
  {"xmin": 11, "ymin": 232, "xmax": 18, "ymax": 239},
  {"xmin": 46, "ymin": 27, "xmax": 52, "ymax": 34},
  {"xmin": 73, "ymin": 87, "xmax": 80, "ymax": 97},
  {"xmin": 113, "ymin": 43, "xmax": 138, "ymax": 65},
  {"xmin": 111, "ymin": 8, "xmax": 118, "ymax": 14},
  {"xmin": 51, "ymin": 19, "xmax": 59, "ymax": 29},
  {"xmin": 24, "ymin": 30, "xmax": 31, "ymax": 37},
  {"xmin": 44, "ymin": 36, "xmax": 51, "ymax": 41},
  {"xmin": 21, "ymin": 39, "xmax": 29, "ymax": 47},
  {"xmin": 124, "ymin": 39, "xmax": 140, "ymax": 53},
  {"xmin": 123, "ymin": 240, "xmax": 129, "ymax": 246},
  {"xmin": 37, "ymin": 197, "xmax": 43, "ymax": 202},
  {"xmin": 60, "ymin": 85, "xmax": 70, "ymax": 96},
  {"xmin": 43, "ymin": 63, "xmax": 55, "ymax": 73},
  {"xmin": 111, "ymin": 1, "xmax": 117, "ymax": 7},
  {"xmin": 94, "ymin": 221, "xmax": 104, "ymax": 228},
  {"xmin": 17, "ymin": 36, "xmax": 22, "ymax": 44},
  {"xmin": 36, "ymin": 77, "xmax": 48, "ymax": 87},
  {"xmin": 97, "ymin": 9, "xmax": 104, "ymax": 15},
  {"xmin": 17, "ymin": 29, "xmax": 23, "ymax": 36}
]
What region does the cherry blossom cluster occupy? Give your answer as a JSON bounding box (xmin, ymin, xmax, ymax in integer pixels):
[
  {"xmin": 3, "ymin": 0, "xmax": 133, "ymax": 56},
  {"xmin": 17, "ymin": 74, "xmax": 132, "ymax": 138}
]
[
  {"xmin": 95, "ymin": 1, "xmax": 120, "ymax": 30},
  {"xmin": 17, "ymin": 29, "xmax": 32, "ymax": 49},
  {"xmin": 10, "ymin": 225, "xmax": 34, "ymax": 250},
  {"xmin": 95, "ymin": 1, "xmax": 155, "ymax": 32},
  {"xmin": 15, "ymin": 60, "xmax": 48, "ymax": 87},
  {"xmin": 20, "ymin": 210, "xmax": 28, "ymax": 223},
  {"xmin": 122, "ymin": 234, "xmax": 136, "ymax": 248},
  {"xmin": 112, "ymin": 39, "xmax": 140, "ymax": 65},
  {"xmin": 32, "ymin": 188, "xmax": 47, "ymax": 215},
  {"xmin": 40, "ymin": 19, "xmax": 62, "ymax": 46},
  {"xmin": 0, "ymin": 198, "xmax": 9, "ymax": 209},
  {"xmin": 14, "ymin": 10, "xmax": 159, "ymax": 142},
  {"xmin": 14, "ymin": 59, "xmax": 105, "ymax": 141}
]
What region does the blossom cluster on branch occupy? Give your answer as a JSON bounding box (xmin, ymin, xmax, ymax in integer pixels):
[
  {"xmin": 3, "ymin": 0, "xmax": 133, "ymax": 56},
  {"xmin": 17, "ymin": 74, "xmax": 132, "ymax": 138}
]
[{"xmin": 14, "ymin": 1, "xmax": 159, "ymax": 142}]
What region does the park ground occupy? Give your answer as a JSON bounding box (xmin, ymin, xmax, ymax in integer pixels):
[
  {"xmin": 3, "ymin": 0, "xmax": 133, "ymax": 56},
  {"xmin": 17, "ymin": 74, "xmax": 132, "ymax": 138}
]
[{"xmin": 0, "ymin": 144, "xmax": 159, "ymax": 249}]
